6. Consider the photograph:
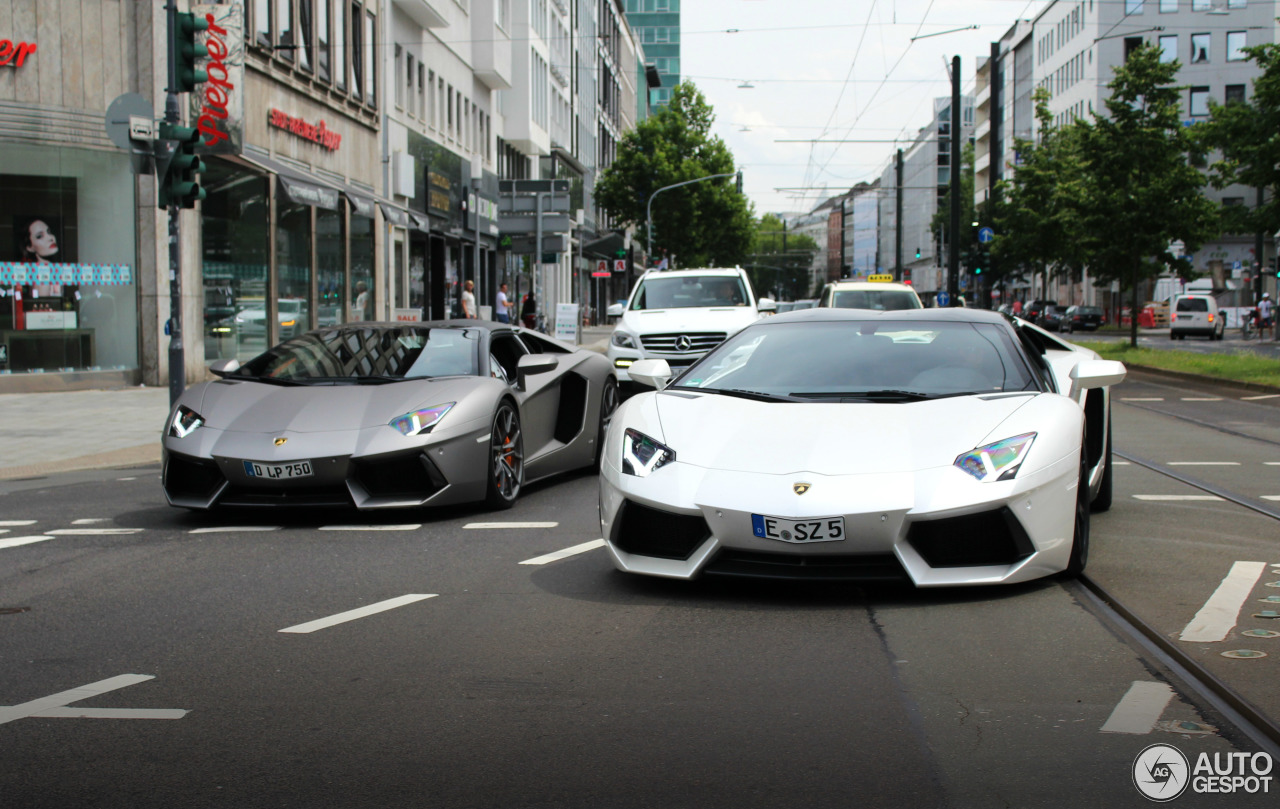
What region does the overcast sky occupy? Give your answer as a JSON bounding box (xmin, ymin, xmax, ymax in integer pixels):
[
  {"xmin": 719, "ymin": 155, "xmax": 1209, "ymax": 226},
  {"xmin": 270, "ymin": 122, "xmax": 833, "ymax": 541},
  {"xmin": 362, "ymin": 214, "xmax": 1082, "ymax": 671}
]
[{"xmin": 679, "ymin": 0, "xmax": 1051, "ymax": 217}]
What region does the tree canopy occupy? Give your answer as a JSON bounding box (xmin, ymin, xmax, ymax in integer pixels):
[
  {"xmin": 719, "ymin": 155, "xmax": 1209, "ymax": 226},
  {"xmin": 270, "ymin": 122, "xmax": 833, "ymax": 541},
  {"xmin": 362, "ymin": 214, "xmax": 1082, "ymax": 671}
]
[{"xmin": 593, "ymin": 82, "xmax": 754, "ymax": 268}]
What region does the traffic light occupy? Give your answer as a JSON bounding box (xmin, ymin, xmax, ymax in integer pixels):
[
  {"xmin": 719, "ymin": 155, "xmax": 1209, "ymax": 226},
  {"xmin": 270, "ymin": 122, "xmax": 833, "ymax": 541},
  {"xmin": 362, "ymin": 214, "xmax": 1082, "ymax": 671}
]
[
  {"xmin": 158, "ymin": 123, "xmax": 206, "ymax": 209},
  {"xmin": 735, "ymin": 171, "xmax": 743, "ymax": 194},
  {"xmin": 915, "ymin": 247, "xmax": 921, "ymax": 259},
  {"xmin": 974, "ymin": 266, "xmax": 982, "ymax": 275},
  {"xmin": 173, "ymin": 12, "xmax": 209, "ymax": 94}
]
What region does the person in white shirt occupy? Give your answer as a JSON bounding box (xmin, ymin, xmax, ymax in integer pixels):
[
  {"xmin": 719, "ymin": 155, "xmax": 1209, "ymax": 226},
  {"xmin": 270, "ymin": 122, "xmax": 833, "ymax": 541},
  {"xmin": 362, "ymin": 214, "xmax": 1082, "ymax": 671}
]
[
  {"xmin": 495, "ymin": 283, "xmax": 512, "ymax": 323},
  {"xmin": 460, "ymin": 279, "xmax": 477, "ymax": 319},
  {"xmin": 1260, "ymin": 293, "xmax": 1273, "ymax": 339}
]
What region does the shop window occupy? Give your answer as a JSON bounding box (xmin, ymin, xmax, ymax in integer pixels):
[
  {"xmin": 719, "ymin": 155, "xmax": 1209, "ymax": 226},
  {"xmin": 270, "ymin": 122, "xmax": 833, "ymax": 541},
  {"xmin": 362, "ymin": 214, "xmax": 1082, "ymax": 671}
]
[
  {"xmin": 317, "ymin": 207, "xmax": 344, "ymax": 327},
  {"xmin": 350, "ymin": 214, "xmax": 375, "ymax": 321},
  {"xmin": 201, "ymin": 161, "xmax": 269, "ymax": 362},
  {"xmin": 276, "ymin": 200, "xmax": 312, "ymax": 343},
  {"xmin": 0, "ymin": 148, "xmax": 139, "ymax": 375}
]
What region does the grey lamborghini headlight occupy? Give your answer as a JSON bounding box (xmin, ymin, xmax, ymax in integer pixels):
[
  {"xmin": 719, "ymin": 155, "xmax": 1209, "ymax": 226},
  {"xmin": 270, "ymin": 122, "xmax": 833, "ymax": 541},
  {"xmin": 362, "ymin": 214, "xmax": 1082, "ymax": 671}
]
[
  {"xmin": 954, "ymin": 433, "xmax": 1036, "ymax": 482},
  {"xmin": 622, "ymin": 428, "xmax": 676, "ymax": 477},
  {"xmin": 389, "ymin": 403, "xmax": 455, "ymax": 436},
  {"xmin": 168, "ymin": 405, "xmax": 205, "ymax": 438},
  {"xmin": 611, "ymin": 331, "xmax": 638, "ymax": 349}
]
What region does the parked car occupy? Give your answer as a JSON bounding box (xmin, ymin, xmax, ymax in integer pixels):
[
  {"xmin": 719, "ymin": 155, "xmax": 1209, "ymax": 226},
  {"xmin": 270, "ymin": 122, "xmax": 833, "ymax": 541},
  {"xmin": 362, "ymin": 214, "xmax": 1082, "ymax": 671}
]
[
  {"xmin": 1038, "ymin": 305, "xmax": 1069, "ymax": 332},
  {"xmin": 1022, "ymin": 300, "xmax": 1057, "ymax": 323},
  {"xmin": 1062, "ymin": 305, "xmax": 1104, "ymax": 333},
  {"xmin": 1170, "ymin": 294, "xmax": 1225, "ymax": 340}
]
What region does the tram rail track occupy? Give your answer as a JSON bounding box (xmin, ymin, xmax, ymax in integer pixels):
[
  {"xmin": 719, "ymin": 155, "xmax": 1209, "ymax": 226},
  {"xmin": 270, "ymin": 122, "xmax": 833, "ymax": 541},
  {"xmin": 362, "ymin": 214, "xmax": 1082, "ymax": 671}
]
[{"xmin": 1076, "ymin": 447, "xmax": 1280, "ymax": 755}]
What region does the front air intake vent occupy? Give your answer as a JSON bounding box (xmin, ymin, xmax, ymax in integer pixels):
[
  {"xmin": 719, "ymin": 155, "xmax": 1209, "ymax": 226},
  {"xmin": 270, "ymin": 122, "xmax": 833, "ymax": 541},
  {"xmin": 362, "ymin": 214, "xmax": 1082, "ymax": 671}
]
[
  {"xmin": 906, "ymin": 507, "xmax": 1035, "ymax": 568},
  {"xmin": 612, "ymin": 500, "xmax": 711, "ymax": 560}
]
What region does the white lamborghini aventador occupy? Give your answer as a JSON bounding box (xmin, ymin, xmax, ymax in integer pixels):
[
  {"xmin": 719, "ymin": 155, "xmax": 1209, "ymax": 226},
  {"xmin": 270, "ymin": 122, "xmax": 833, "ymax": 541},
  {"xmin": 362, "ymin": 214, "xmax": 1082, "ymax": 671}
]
[{"xmin": 598, "ymin": 308, "xmax": 1126, "ymax": 586}]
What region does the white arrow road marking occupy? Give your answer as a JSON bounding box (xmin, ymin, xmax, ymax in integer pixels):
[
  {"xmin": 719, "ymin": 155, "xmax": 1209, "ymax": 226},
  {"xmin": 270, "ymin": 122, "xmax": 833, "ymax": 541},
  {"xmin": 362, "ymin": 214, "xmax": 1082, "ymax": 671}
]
[
  {"xmin": 1101, "ymin": 681, "xmax": 1175, "ymax": 734},
  {"xmin": 279, "ymin": 594, "xmax": 437, "ymax": 634},
  {"xmin": 1179, "ymin": 561, "xmax": 1267, "ymax": 642},
  {"xmin": 0, "ymin": 536, "xmax": 54, "ymax": 550},
  {"xmin": 465, "ymin": 522, "xmax": 559, "ymax": 529},
  {"xmin": 189, "ymin": 526, "xmax": 281, "ymax": 534},
  {"xmin": 520, "ymin": 539, "xmax": 607, "ymax": 566},
  {"xmin": 0, "ymin": 674, "xmax": 187, "ymax": 725}
]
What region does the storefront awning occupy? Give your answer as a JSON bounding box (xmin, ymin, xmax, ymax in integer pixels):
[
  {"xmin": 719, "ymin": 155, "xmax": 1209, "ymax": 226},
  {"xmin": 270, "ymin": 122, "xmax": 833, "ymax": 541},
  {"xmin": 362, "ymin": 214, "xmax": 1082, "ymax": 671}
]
[
  {"xmin": 345, "ymin": 191, "xmax": 376, "ymax": 219},
  {"xmin": 277, "ymin": 173, "xmax": 339, "ymax": 210},
  {"xmin": 379, "ymin": 202, "xmax": 410, "ymax": 227},
  {"xmin": 409, "ymin": 212, "xmax": 430, "ymax": 233}
]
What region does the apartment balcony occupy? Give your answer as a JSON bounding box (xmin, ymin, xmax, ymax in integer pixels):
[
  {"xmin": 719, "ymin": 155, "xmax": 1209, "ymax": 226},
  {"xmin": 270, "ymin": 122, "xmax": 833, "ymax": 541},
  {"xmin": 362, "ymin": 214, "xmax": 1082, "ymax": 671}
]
[
  {"xmin": 472, "ymin": 0, "xmax": 512, "ymax": 89},
  {"xmin": 975, "ymin": 83, "xmax": 990, "ymax": 110},
  {"xmin": 391, "ymin": 0, "xmax": 449, "ymax": 28}
]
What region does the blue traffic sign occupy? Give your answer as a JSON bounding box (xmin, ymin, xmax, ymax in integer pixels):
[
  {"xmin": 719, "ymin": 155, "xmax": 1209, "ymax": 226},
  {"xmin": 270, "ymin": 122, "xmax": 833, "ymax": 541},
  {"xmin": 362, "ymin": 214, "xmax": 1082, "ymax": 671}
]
[
  {"xmin": 935, "ymin": 290, "xmax": 951, "ymax": 307},
  {"xmin": 978, "ymin": 227, "xmax": 995, "ymax": 244}
]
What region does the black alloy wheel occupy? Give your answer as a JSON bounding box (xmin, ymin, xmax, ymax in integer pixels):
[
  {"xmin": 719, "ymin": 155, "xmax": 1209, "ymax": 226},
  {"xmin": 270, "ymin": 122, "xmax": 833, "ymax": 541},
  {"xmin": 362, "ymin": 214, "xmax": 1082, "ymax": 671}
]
[
  {"xmin": 485, "ymin": 401, "xmax": 523, "ymax": 509},
  {"xmin": 595, "ymin": 377, "xmax": 620, "ymax": 470},
  {"xmin": 1065, "ymin": 430, "xmax": 1091, "ymax": 577}
]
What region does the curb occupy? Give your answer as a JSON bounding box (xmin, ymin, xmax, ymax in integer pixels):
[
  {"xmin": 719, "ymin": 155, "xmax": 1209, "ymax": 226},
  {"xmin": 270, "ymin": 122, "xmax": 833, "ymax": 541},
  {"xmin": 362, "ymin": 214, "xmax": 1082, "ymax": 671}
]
[
  {"xmin": 1123, "ymin": 364, "xmax": 1280, "ymax": 396},
  {"xmin": 0, "ymin": 444, "xmax": 160, "ymax": 481}
]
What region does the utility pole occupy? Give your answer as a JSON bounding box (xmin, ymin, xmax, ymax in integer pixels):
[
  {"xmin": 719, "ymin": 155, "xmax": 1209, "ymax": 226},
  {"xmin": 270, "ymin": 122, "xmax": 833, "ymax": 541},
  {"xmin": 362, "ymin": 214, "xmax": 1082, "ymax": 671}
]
[
  {"xmin": 895, "ymin": 149, "xmax": 903, "ymax": 282},
  {"xmin": 646, "ymin": 172, "xmax": 739, "ymax": 261},
  {"xmin": 948, "ymin": 55, "xmax": 961, "ymax": 306}
]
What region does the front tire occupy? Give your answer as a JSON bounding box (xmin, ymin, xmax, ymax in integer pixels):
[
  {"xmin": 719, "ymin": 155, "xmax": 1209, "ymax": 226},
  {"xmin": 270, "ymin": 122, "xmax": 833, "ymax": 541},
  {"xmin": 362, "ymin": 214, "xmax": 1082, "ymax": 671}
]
[
  {"xmin": 595, "ymin": 377, "xmax": 619, "ymax": 471},
  {"xmin": 1090, "ymin": 413, "xmax": 1113, "ymax": 513},
  {"xmin": 485, "ymin": 401, "xmax": 523, "ymax": 510},
  {"xmin": 1065, "ymin": 432, "xmax": 1091, "ymax": 578}
]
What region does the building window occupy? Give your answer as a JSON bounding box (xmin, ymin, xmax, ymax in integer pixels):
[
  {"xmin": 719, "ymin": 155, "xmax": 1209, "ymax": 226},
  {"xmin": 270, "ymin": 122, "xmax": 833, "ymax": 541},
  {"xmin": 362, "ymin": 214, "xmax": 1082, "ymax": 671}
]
[
  {"xmin": 334, "ymin": 0, "xmax": 347, "ymax": 89},
  {"xmin": 1225, "ymin": 84, "xmax": 1246, "ymax": 105},
  {"xmin": 1125, "ymin": 0, "xmax": 1144, "ymax": 13},
  {"xmin": 297, "ymin": 0, "xmax": 314, "ymax": 71},
  {"xmin": 1159, "ymin": 0, "xmax": 1177, "ymax": 11},
  {"xmin": 276, "ymin": 0, "xmax": 295, "ymax": 61},
  {"xmin": 1189, "ymin": 86, "xmax": 1210, "ymax": 117},
  {"xmin": 1158, "ymin": 35, "xmax": 1177, "ymax": 63},
  {"xmin": 407, "ymin": 53, "xmax": 416, "ymax": 116},
  {"xmin": 1190, "ymin": 33, "xmax": 1209, "ymax": 63},
  {"xmin": 365, "ymin": 9, "xmax": 376, "ymax": 108},
  {"xmin": 1222, "ymin": 197, "xmax": 1244, "ymax": 207},
  {"xmin": 1191, "ymin": 0, "xmax": 1210, "ymax": 9},
  {"xmin": 498, "ymin": 0, "xmax": 510, "ymax": 32},
  {"xmin": 394, "ymin": 45, "xmax": 404, "ymax": 109},
  {"xmin": 1226, "ymin": 31, "xmax": 1247, "ymax": 62},
  {"xmin": 350, "ymin": 6, "xmax": 363, "ymax": 99},
  {"xmin": 317, "ymin": 0, "xmax": 331, "ymax": 82}
]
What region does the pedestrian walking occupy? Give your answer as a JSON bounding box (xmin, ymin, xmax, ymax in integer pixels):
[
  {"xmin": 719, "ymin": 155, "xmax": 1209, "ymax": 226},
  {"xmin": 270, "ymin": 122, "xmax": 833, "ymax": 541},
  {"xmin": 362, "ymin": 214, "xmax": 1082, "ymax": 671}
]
[
  {"xmin": 460, "ymin": 279, "xmax": 477, "ymax": 319},
  {"xmin": 521, "ymin": 291, "xmax": 537, "ymax": 330},
  {"xmin": 495, "ymin": 282, "xmax": 513, "ymax": 324},
  {"xmin": 1260, "ymin": 292, "xmax": 1274, "ymax": 340}
]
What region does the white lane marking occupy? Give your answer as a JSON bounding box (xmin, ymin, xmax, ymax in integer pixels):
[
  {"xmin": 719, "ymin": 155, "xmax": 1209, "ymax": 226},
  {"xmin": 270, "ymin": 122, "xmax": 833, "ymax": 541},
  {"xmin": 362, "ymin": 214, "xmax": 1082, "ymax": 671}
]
[
  {"xmin": 189, "ymin": 526, "xmax": 281, "ymax": 534},
  {"xmin": 1121, "ymin": 397, "xmax": 1164, "ymax": 402},
  {"xmin": 116, "ymin": 477, "xmax": 137, "ymax": 481},
  {"xmin": 520, "ymin": 539, "xmax": 607, "ymax": 566},
  {"xmin": 0, "ymin": 536, "xmax": 54, "ymax": 550},
  {"xmin": 71, "ymin": 518, "xmax": 111, "ymax": 525},
  {"xmin": 1179, "ymin": 561, "xmax": 1267, "ymax": 642},
  {"xmin": 0, "ymin": 520, "xmax": 37, "ymax": 527},
  {"xmin": 32, "ymin": 707, "xmax": 189, "ymax": 720},
  {"xmin": 1242, "ymin": 394, "xmax": 1280, "ymax": 401},
  {"xmin": 1133, "ymin": 495, "xmax": 1223, "ymax": 501},
  {"xmin": 1181, "ymin": 397, "xmax": 1223, "ymax": 402},
  {"xmin": 1262, "ymin": 496, "xmax": 1280, "ymax": 502},
  {"xmin": 1100, "ymin": 682, "xmax": 1176, "ymax": 734},
  {"xmin": 1167, "ymin": 462, "xmax": 1240, "ymax": 466},
  {"xmin": 317, "ymin": 524, "xmax": 422, "ymax": 532},
  {"xmin": 0, "ymin": 674, "xmax": 187, "ymax": 725},
  {"xmin": 1113, "ymin": 461, "xmax": 1131, "ymax": 466},
  {"xmin": 46, "ymin": 528, "xmax": 142, "ymax": 536},
  {"xmin": 1266, "ymin": 463, "xmax": 1280, "ymax": 466},
  {"xmin": 465, "ymin": 522, "xmax": 559, "ymax": 529},
  {"xmin": 279, "ymin": 594, "xmax": 437, "ymax": 634}
]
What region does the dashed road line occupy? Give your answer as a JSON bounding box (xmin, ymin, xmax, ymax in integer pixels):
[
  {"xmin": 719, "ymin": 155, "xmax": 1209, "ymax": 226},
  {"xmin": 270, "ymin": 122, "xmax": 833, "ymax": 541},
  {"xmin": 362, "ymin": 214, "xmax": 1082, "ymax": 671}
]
[
  {"xmin": 1167, "ymin": 462, "xmax": 1240, "ymax": 466},
  {"xmin": 317, "ymin": 524, "xmax": 422, "ymax": 532},
  {"xmin": 279, "ymin": 594, "xmax": 437, "ymax": 634},
  {"xmin": 1242, "ymin": 394, "xmax": 1280, "ymax": 401},
  {"xmin": 520, "ymin": 539, "xmax": 607, "ymax": 566},
  {"xmin": 0, "ymin": 536, "xmax": 54, "ymax": 550},
  {"xmin": 1179, "ymin": 561, "xmax": 1267, "ymax": 643},
  {"xmin": 1262, "ymin": 496, "xmax": 1280, "ymax": 502},
  {"xmin": 1100, "ymin": 681, "xmax": 1176, "ymax": 734},
  {"xmin": 46, "ymin": 528, "xmax": 142, "ymax": 536},
  {"xmin": 0, "ymin": 520, "xmax": 36, "ymax": 527},
  {"xmin": 71, "ymin": 518, "xmax": 111, "ymax": 525},
  {"xmin": 1121, "ymin": 397, "xmax": 1164, "ymax": 402},
  {"xmin": 189, "ymin": 526, "xmax": 281, "ymax": 534},
  {"xmin": 1132, "ymin": 495, "xmax": 1223, "ymax": 501},
  {"xmin": 465, "ymin": 521, "xmax": 559, "ymax": 529},
  {"xmin": 1181, "ymin": 397, "xmax": 1223, "ymax": 402}
]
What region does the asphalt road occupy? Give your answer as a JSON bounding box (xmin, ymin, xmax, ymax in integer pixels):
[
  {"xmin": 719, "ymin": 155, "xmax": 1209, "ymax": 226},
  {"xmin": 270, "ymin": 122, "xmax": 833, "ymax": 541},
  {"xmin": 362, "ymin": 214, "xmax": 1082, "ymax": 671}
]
[{"xmin": 1, "ymin": 372, "xmax": 1278, "ymax": 808}]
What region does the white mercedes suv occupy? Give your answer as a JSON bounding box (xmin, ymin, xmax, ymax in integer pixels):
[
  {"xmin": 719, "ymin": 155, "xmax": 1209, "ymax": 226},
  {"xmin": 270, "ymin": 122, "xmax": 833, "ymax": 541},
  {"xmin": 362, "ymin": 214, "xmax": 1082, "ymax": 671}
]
[{"xmin": 607, "ymin": 267, "xmax": 775, "ymax": 384}]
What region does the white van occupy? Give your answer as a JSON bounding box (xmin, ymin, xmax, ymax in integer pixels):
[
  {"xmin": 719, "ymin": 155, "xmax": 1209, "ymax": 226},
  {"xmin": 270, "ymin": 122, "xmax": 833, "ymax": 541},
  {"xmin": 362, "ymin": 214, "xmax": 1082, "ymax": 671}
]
[
  {"xmin": 607, "ymin": 267, "xmax": 775, "ymax": 382},
  {"xmin": 1170, "ymin": 294, "xmax": 1225, "ymax": 340}
]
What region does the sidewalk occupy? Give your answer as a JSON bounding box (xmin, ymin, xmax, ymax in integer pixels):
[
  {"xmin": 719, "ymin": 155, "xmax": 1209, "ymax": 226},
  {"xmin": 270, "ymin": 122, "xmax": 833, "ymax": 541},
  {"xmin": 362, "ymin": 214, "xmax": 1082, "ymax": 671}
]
[{"xmin": 0, "ymin": 325, "xmax": 618, "ymax": 481}]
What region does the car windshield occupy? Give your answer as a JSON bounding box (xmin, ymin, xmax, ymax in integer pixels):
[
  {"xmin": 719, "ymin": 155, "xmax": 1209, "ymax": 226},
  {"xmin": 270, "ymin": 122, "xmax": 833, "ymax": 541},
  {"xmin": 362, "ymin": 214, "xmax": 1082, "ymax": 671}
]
[
  {"xmin": 671, "ymin": 320, "xmax": 1040, "ymax": 400},
  {"xmin": 234, "ymin": 326, "xmax": 480, "ymax": 383},
  {"xmin": 830, "ymin": 289, "xmax": 921, "ymax": 311},
  {"xmin": 630, "ymin": 275, "xmax": 748, "ymax": 309}
]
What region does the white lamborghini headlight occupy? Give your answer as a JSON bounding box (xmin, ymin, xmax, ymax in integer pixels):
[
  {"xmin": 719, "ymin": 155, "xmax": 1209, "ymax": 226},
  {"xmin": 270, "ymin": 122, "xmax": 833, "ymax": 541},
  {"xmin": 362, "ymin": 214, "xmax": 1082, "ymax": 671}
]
[
  {"xmin": 622, "ymin": 428, "xmax": 676, "ymax": 477},
  {"xmin": 611, "ymin": 331, "xmax": 638, "ymax": 349},
  {"xmin": 954, "ymin": 433, "xmax": 1036, "ymax": 482},
  {"xmin": 168, "ymin": 405, "xmax": 205, "ymax": 438},
  {"xmin": 389, "ymin": 403, "xmax": 455, "ymax": 436}
]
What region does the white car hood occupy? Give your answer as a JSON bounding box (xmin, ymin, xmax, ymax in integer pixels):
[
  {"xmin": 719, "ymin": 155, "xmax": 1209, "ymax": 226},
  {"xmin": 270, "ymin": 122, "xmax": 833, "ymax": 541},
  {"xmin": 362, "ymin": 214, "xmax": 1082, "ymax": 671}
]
[
  {"xmin": 653, "ymin": 392, "xmax": 1037, "ymax": 474},
  {"xmin": 621, "ymin": 307, "xmax": 758, "ymax": 336}
]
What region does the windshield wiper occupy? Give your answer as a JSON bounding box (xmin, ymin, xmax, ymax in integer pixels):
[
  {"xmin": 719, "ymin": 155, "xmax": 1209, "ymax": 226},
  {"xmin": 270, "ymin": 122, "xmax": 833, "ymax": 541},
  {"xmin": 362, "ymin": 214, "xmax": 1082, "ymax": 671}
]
[
  {"xmin": 696, "ymin": 387, "xmax": 797, "ymax": 402},
  {"xmin": 790, "ymin": 389, "xmax": 933, "ymax": 402}
]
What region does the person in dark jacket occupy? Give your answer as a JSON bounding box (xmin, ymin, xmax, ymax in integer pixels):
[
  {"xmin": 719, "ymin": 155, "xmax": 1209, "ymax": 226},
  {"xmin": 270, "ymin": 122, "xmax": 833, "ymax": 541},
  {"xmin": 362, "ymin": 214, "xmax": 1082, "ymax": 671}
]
[{"xmin": 521, "ymin": 292, "xmax": 537, "ymax": 329}]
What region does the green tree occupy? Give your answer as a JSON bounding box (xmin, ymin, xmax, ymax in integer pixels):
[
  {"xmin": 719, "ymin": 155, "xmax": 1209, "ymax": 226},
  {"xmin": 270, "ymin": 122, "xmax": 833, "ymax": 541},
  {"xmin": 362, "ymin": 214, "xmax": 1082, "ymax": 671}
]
[
  {"xmin": 746, "ymin": 213, "xmax": 819, "ymax": 300},
  {"xmin": 594, "ymin": 82, "xmax": 754, "ymax": 268},
  {"xmin": 991, "ymin": 88, "xmax": 1089, "ymax": 298},
  {"xmin": 1075, "ymin": 44, "xmax": 1217, "ymax": 346}
]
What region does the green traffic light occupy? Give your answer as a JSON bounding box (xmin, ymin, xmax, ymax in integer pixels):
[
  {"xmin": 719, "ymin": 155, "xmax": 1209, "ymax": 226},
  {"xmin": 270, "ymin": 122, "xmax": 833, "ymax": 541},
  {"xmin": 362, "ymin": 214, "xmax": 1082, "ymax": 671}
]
[{"xmin": 975, "ymin": 267, "xmax": 982, "ymax": 275}]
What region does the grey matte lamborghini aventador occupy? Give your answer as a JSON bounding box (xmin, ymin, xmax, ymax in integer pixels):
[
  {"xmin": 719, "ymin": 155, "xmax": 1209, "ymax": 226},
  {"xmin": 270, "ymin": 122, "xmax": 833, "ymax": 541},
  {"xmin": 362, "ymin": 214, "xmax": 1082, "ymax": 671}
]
[{"xmin": 162, "ymin": 321, "xmax": 618, "ymax": 511}]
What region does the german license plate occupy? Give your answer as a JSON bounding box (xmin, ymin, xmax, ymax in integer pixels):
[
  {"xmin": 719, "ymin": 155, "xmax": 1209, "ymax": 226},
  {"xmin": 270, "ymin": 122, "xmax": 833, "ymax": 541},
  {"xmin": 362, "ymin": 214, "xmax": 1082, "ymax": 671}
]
[
  {"xmin": 751, "ymin": 514, "xmax": 845, "ymax": 544},
  {"xmin": 242, "ymin": 460, "xmax": 313, "ymax": 480}
]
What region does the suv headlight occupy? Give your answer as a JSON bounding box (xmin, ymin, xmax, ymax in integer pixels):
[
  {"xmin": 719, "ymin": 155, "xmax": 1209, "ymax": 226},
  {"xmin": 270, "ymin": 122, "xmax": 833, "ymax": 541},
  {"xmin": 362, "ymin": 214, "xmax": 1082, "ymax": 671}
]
[
  {"xmin": 389, "ymin": 403, "xmax": 455, "ymax": 436},
  {"xmin": 611, "ymin": 331, "xmax": 637, "ymax": 349},
  {"xmin": 954, "ymin": 433, "xmax": 1036, "ymax": 482},
  {"xmin": 622, "ymin": 428, "xmax": 675, "ymax": 477},
  {"xmin": 169, "ymin": 405, "xmax": 205, "ymax": 438}
]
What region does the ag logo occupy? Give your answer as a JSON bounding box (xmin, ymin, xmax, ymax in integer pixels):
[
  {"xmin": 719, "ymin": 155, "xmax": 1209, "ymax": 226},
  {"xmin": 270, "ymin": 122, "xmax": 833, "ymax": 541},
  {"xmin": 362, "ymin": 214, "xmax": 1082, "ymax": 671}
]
[
  {"xmin": 274, "ymin": 437, "xmax": 288, "ymax": 446},
  {"xmin": 1133, "ymin": 743, "xmax": 1189, "ymax": 802},
  {"xmin": 793, "ymin": 482, "xmax": 811, "ymax": 495}
]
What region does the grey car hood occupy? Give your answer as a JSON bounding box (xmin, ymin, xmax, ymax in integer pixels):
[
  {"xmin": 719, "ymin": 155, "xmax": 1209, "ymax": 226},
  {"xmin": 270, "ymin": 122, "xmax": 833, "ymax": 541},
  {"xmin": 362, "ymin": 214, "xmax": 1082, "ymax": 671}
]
[{"xmin": 194, "ymin": 376, "xmax": 482, "ymax": 433}]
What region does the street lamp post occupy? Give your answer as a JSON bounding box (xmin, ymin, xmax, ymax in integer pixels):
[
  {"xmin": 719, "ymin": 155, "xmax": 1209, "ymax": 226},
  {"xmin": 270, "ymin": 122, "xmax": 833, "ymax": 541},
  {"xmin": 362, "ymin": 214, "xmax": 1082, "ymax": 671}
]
[{"xmin": 646, "ymin": 172, "xmax": 739, "ymax": 263}]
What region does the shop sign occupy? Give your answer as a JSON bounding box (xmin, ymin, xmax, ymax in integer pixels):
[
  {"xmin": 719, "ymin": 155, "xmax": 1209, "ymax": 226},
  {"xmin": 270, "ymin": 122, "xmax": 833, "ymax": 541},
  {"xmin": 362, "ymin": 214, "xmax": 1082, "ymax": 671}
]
[
  {"xmin": 0, "ymin": 263, "xmax": 134, "ymax": 286},
  {"xmin": 427, "ymin": 170, "xmax": 452, "ymax": 218},
  {"xmin": 0, "ymin": 39, "xmax": 37, "ymax": 68},
  {"xmin": 269, "ymin": 108, "xmax": 342, "ymax": 150},
  {"xmin": 190, "ymin": 3, "xmax": 244, "ymax": 154}
]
